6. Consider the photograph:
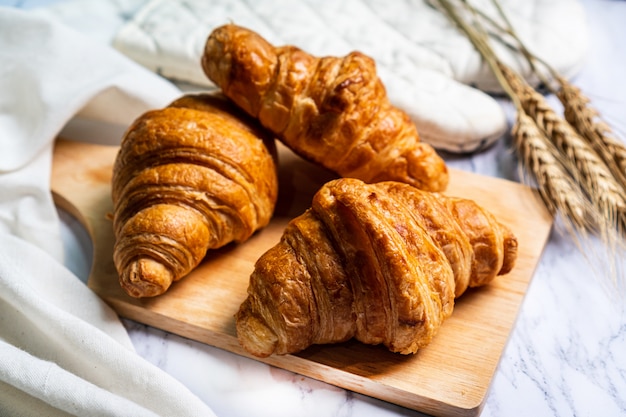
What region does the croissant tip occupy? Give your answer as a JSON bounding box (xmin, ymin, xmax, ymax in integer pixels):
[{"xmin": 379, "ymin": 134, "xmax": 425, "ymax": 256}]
[
  {"xmin": 235, "ymin": 308, "xmax": 279, "ymax": 358},
  {"xmin": 498, "ymin": 234, "xmax": 519, "ymax": 276},
  {"xmin": 120, "ymin": 258, "xmax": 173, "ymax": 298}
]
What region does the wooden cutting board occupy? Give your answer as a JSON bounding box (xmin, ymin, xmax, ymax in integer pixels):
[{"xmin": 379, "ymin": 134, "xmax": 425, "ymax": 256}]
[{"xmin": 51, "ymin": 138, "xmax": 552, "ymax": 417}]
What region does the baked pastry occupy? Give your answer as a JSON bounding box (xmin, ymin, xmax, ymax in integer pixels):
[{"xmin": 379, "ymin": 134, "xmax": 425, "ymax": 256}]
[
  {"xmin": 202, "ymin": 24, "xmax": 449, "ymax": 192},
  {"xmin": 235, "ymin": 178, "xmax": 517, "ymax": 357},
  {"xmin": 111, "ymin": 93, "xmax": 278, "ymax": 298}
]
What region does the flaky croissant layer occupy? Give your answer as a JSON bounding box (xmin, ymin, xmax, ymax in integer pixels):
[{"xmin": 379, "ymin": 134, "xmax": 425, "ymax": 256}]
[
  {"xmin": 202, "ymin": 24, "xmax": 449, "ymax": 192},
  {"xmin": 236, "ymin": 178, "xmax": 517, "ymax": 357},
  {"xmin": 112, "ymin": 94, "xmax": 278, "ymax": 298}
]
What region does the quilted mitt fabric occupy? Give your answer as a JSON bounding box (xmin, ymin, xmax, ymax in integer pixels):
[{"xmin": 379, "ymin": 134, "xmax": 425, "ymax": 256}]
[{"xmin": 112, "ymin": 0, "xmax": 589, "ymax": 153}]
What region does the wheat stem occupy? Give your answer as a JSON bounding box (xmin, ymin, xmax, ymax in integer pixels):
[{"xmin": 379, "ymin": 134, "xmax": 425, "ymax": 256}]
[
  {"xmin": 434, "ymin": 0, "xmax": 626, "ymax": 295},
  {"xmin": 487, "ymin": 0, "xmax": 626, "ymax": 187},
  {"xmin": 484, "ymin": 0, "xmax": 626, "ymax": 232},
  {"xmin": 432, "ymin": 0, "xmax": 521, "ymax": 108},
  {"xmin": 432, "ymin": 0, "xmax": 599, "ymax": 229}
]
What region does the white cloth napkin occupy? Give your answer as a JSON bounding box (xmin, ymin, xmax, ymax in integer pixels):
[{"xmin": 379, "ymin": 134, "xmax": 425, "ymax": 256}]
[{"xmin": 0, "ymin": 7, "xmax": 216, "ymax": 417}]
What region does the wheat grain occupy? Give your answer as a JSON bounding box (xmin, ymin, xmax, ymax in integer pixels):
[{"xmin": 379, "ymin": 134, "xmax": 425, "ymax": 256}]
[
  {"xmin": 512, "ymin": 111, "xmax": 591, "ymax": 230},
  {"xmin": 525, "ymin": 89, "xmax": 626, "ymax": 221},
  {"xmin": 498, "ymin": 64, "xmax": 626, "ymax": 228},
  {"xmin": 435, "ymin": 0, "xmax": 626, "ymax": 234},
  {"xmin": 556, "ymin": 76, "xmax": 626, "ymax": 191},
  {"xmin": 435, "ymin": 0, "xmax": 626, "ymax": 293}
]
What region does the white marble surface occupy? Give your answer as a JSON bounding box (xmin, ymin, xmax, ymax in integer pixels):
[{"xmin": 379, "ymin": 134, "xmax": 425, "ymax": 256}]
[{"xmin": 52, "ymin": 1, "xmax": 626, "ymax": 416}]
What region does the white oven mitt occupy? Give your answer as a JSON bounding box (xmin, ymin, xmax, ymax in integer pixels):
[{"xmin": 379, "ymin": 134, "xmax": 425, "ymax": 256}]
[
  {"xmin": 0, "ymin": 7, "xmax": 216, "ymax": 417},
  {"xmin": 106, "ymin": 0, "xmax": 588, "ymax": 153}
]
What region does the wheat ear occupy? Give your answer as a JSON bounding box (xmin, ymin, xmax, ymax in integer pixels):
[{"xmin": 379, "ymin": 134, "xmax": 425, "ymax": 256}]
[
  {"xmin": 499, "ymin": 64, "xmax": 626, "ymax": 231},
  {"xmin": 436, "ymin": 0, "xmax": 626, "ymax": 294},
  {"xmin": 483, "ymin": 0, "xmax": 626, "ymax": 189},
  {"xmin": 512, "ymin": 112, "xmax": 592, "ymax": 232},
  {"xmin": 556, "ymin": 76, "xmax": 626, "ymax": 191}
]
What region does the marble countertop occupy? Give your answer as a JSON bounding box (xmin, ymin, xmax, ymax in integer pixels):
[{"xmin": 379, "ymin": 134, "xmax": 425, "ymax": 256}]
[{"xmin": 51, "ymin": 1, "xmax": 625, "ymax": 416}]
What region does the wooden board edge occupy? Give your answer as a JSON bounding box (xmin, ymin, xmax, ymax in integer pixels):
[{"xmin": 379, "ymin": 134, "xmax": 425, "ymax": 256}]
[{"xmin": 102, "ymin": 291, "xmax": 486, "ymax": 417}]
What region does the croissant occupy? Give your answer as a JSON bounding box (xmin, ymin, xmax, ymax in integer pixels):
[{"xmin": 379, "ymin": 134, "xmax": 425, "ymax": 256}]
[
  {"xmin": 202, "ymin": 24, "xmax": 449, "ymax": 193},
  {"xmin": 111, "ymin": 93, "xmax": 279, "ymax": 298},
  {"xmin": 235, "ymin": 178, "xmax": 517, "ymax": 357}
]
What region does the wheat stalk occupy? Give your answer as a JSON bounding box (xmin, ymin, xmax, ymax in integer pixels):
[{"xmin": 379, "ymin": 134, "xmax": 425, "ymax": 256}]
[
  {"xmin": 556, "ymin": 76, "xmax": 626, "ymax": 191},
  {"xmin": 433, "ymin": 0, "xmax": 626, "ymax": 295},
  {"xmin": 512, "ymin": 112, "xmax": 592, "ymax": 232},
  {"xmin": 469, "ymin": 0, "xmax": 626, "ymax": 194},
  {"xmin": 498, "ymin": 63, "xmax": 626, "ymax": 232},
  {"xmin": 557, "ymin": 78, "xmax": 626, "ymax": 235},
  {"xmin": 477, "ymin": 0, "xmax": 626, "ymax": 232},
  {"xmin": 431, "ymin": 0, "xmax": 600, "ymax": 228}
]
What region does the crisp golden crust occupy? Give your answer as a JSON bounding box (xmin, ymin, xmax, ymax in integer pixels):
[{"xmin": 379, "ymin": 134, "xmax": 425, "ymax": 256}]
[
  {"xmin": 112, "ymin": 93, "xmax": 278, "ymax": 298},
  {"xmin": 314, "ymin": 179, "xmax": 454, "ymax": 353},
  {"xmin": 235, "ymin": 178, "xmax": 518, "ymax": 357},
  {"xmin": 375, "ymin": 182, "xmax": 473, "ymax": 298},
  {"xmin": 203, "ymin": 24, "xmax": 449, "ymax": 192},
  {"xmin": 235, "ymin": 209, "xmax": 356, "ymax": 358}
]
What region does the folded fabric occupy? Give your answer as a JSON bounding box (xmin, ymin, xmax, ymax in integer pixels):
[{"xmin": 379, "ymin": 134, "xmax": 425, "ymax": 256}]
[{"xmin": 0, "ymin": 7, "xmax": 215, "ymax": 416}]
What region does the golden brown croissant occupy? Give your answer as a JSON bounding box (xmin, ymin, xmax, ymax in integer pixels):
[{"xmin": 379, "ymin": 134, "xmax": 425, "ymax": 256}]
[
  {"xmin": 111, "ymin": 93, "xmax": 278, "ymax": 298},
  {"xmin": 202, "ymin": 24, "xmax": 449, "ymax": 192},
  {"xmin": 235, "ymin": 178, "xmax": 517, "ymax": 357}
]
